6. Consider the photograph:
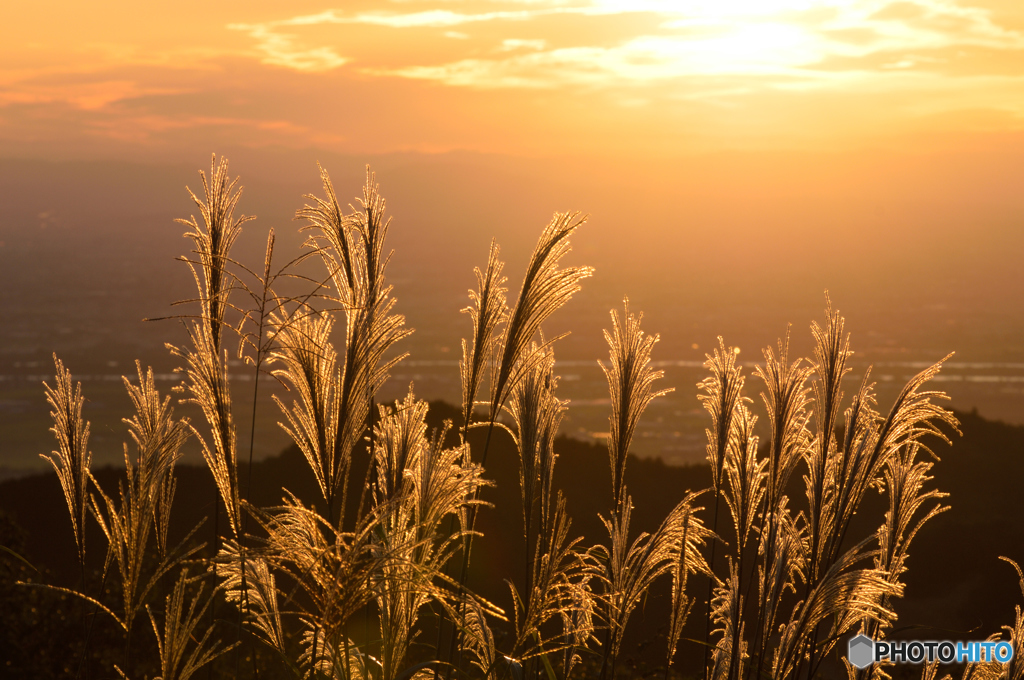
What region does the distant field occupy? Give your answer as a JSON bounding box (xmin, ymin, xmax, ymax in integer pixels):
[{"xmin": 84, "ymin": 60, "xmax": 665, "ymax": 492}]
[{"xmin": 4, "ymin": 352, "xmax": 1023, "ymax": 478}]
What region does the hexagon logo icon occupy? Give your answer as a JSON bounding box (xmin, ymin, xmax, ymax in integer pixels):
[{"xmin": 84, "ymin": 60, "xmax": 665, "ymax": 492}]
[{"xmin": 848, "ymin": 634, "xmax": 875, "ymax": 669}]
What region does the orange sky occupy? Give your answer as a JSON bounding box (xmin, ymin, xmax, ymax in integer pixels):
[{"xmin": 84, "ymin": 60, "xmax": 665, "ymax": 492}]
[
  {"xmin": 3, "ymin": 0, "xmax": 1024, "ymax": 159},
  {"xmin": 2, "ymin": 2, "xmax": 1024, "ymax": 467}
]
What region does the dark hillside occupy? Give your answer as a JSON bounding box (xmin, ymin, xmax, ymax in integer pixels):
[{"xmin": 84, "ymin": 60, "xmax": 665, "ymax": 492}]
[{"xmin": 1, "ymin": 404, "xmax": 1021, "ymax": 678}]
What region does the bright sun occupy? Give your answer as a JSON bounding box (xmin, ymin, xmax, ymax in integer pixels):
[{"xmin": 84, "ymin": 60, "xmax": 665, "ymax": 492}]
[{"xmin": 586, "ymin": 0, "xmax": 858, "ymax": 75}]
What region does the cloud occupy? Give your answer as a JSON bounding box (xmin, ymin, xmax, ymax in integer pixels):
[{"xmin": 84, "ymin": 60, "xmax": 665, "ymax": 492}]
[
  {"xmin": 228, "ymin": 22, "xmax": 348, "ymax": 71},
  {"xmin": 0, "ymin": 80, "xmax": 187, "ymax": 110},
  {"xmin": 499, "ymin": 38, "xmax": 547, "ymax": 51},
  {"xmin": 224, "ymin": 0, "xmax": 1024, "ymax": 99},
  {"xmin": 3, "ymin": 0, "xmax": 1022, "ymax": 159}
]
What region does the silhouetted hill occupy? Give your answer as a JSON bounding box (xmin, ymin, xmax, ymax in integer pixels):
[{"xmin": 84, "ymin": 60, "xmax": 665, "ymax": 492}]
[{"xmin": 1, "ymin": 403, "xmax": 1021, "ymax": 678}]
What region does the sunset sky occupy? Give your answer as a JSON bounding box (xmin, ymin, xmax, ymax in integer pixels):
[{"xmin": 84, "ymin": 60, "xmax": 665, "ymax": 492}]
[
  {"xmin": 3, "ymin": 0, "xmax": 1024, "ymax": 158},
  {"xmin": 1, "ymin": 2, "xmax": 1023, "ymax": 468}
]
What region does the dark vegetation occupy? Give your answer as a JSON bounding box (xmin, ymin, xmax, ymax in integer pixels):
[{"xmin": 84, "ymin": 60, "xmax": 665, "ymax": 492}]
[{"xmin": 3, "ymin": 406, "xmax": 1023, "ymax": 679}]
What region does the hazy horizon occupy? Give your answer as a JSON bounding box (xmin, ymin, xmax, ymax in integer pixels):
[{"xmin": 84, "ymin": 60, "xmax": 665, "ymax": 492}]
[
  {"xmin": 2, "ymin": 0, "xmax": 1023, "ymax": 473},
  {"xmin": 1, "ymin": 147, "xmax": 1022, "ymax": 475}
]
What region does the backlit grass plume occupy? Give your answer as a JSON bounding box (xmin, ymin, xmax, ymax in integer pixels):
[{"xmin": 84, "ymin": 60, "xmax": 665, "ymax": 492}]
[
  {"xmin": 748, "ymin": 332, "xmax": 813, "ymax": 676},
  {"xmin": 595, "ymin": 492, "xmax": 707, "ymax": 680},
  {"xmin": 445, "ymin": 211, "xmax": 593, "ymax": 670},
  {"xmin": 772, "ymin": 539, "xmax": 903, "ymax": 680},
  {"xmin": 174, "ymin": 318, "xmax": 241, "ymax": 535},
  {"xmin": 488, "ymin": 212, "xmax": 594, "ymax": 424},
  {"xmin": 170, "ymin": 155, "xmax": 253, "ymax": 538},
  {"xmin": 122, "ymin": 361, "xmax": 191, "ymax": 558},
  {"xmin": 270, "ymin": 306, "xmax": 341, "ymax": 511},
  {"xmin": 371, "ymin": 392, "xmax": 488, "ymax": 680},
  {"xmin": 698, "ymin": 337, "xmax": 747, "ymax": 678},
  {"xmin": 504, "ymin": 347, "xmax": 590, "ymax": 671},
  {"xmin": 90, "ymin": 363, "xmax": 197, "ymax": 667},
  {"xmin": 600, "ymin": 299, "xmax": 673, "ymax": 508},
  {"xmin": 147, "ymin": 569, "xmax": 238, "ymax": 680},
  {"xmin": 460, "ymin": 240, "xmax": 508, "ymax": 433},
  {"xmin": 216, "ymin": 542, "xmax": 286, "ymax": 655},
  {"xmin": 296, "ymin": 166, "xmax": 412, "ymax": 527},
  {"xmin": 253, "ymin": 493, "xmax": 383, "ymax": 677},
  {"xmin": 596, "ymin": 300, "xmax": 707, "ymax": 680},
  {"xmin": 177, "ymin": 154, "xmax": 253, "ymax": 351},
  {"xmin": 794, "ymin": 303, "xmax": 958, "ymax": 679},
  {"xmin": 41, "ymin": 354, "xmax": 93, "ymax": 570}
]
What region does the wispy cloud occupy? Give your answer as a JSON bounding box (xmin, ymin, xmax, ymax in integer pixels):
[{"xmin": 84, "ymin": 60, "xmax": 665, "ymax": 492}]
[
  {"xmin": 500, "ymin": 38, "xmax": 547, "ymax": 51},
  {"xmin": 227, "ymin": 22, "xmax": 348, "ymax": 71},
  {"xmin": 227, "ymin": 0, "xmax": 1024, "ymax": 95},
  {"xmin": 3, "ymin": 0, "xmax": 1022, "ymax": 157},
  {"xmin": 0, "ymin": 80, "xmax": 187, "ymax": 110}
]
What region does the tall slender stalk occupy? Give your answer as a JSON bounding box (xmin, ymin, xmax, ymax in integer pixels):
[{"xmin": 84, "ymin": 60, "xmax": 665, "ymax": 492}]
[
  {"xmin": 447, "ymin": 212, "xmax": 592, "ymax": 674},
  {"xmin": 41, "ymin": 355, "xmax": 93, "ymax": 575},
  {"xmin": 698, "ymin": 338, "xmax": 746, "ymax": 680}
]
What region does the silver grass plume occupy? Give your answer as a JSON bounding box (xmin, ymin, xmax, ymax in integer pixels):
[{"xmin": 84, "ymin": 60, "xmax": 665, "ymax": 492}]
[
  {"xmin": 488, "ymin": 212, "xmax": 593, "ymax": 423},
  {"xmin": 216, "ymin": 541, "xmax": 285, "ymax": 653},
  {"xmin": 698, "ymin": 337, "xmax": 746, "ymax": 678},
  {"xmin": 710, "ymin": 559, "xmax": 746, "ymax": 680},
  {"xmin": 796, "ymin": 305, "xmax": 955, "ymax": 680},
  {"xmin": 773, "ymin": 540, "xmax": 902, "ymax": 680},
  {"xmin": 173, "ymin": 319, "xmax": 240, "ymax": 535},
  {"xmin": 817, "ymin": 371, "xmax": 880, "ymax": 573},
  {"xmin": 666, "ymin": 504, "xmax": 712, "ymax": 673},
  {"xmin": 297, "ymin": 166, "xmax": 412, "ymax": 525},
  {"xmin": 176, "ymin": 154, "xmax": 253, "ymax": 352},
  {"xmin": 811, "ymin": 328, "xmax": 956, "ymax": 578},
  {"xmin": 719, "ymin": 402, "xmax": 766, "ymax": 680},
  {"xmin": 270, "ymin": 306, "xmax": 341, "ymax": 508},
  {"xmin": 449, "ymin": 213, "xmax": 591, "ymax": 669},
  {"xmin": 462, "ymin": 596, "xmax": 500, "ymax": 680},
  {"xmin": 299, "ymin": 624, "xmax": 371, "ymax": 680},
  {"xmin": 600, "ymin": 299, "xmax": 674, "ymax": 508},
  {"xmin": 508, "ymin": 493, "xmax": 585, "ymax": 665},
  {"xmin": 595, "ymin": 492, "xmax": 707, "ymax": 679},
  {"xmin": 753, "ymin": 331, "xmax": 812, "ymax": 551},
  {"xmin": 255, "ymin": 492, "xmax": 406, "ymax": 659},
  {"xmin": 460, "ymin": 240, "xmax": 508, "ymax": 431},
  {"xmin": 373, "ymin": 391, "xmax": 428, "ymax": 504},
  {"xmin": 505, "ymin": 345, "xmax": 589, "ymax": 667},
  {"xmin": 146, "ymin": 569, "xmax": 238, "ymax": 680},
  {"xmin": 506, "ymin": 344, "xmax": 565, "ymax": 572},
  {"xmin": 699, "ymin": 338, "xmax": 747, "ymax": 493},
  {"xmin": 407, "ymin": 415, "xmax": 488, "ymax": 549},
  {"xmin": 90, "ymin": 363, "xmax": 193, "ymax": 638},
  {"xmin": 749, "ymin": 333, "xmax": 813, "ymax": 676},
  {"xmin": 122, "ymin": 362, "xmax": 190, "ymax": 557},
  {"xmin": 851, "ymin": 356, "xmax": 958, "ymax": 525},
  {"xmin": 371, "ymin": 392, "xmax": 488, "ymax": 679},
  {"xmin": 722, "ymin": 401, "xmax": 766, "ymax": 559},
  {"xmin": 753, "ymin": 498, "xmax": 805, "ymax": 676},
  {"xmin": 805, "ymin": 300, "xmax": 853, "ymax": 584},
  {"xmin": 561, "ymin": 576, "xmax": 596, "ymax": 679},
  {"xmin": 171, "ymin": 155, "xmax": 252, "ymax": 538},
  {"xmin": 41, "ymin": 354, "xmax": 92, "ymax": 568},
  {"xmin": 875, "ymin": 443, "xmax": 949, "ymax": 608}
]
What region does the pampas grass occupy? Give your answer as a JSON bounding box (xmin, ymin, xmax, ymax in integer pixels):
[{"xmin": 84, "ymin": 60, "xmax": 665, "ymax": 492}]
[
  {"xmin": 41, "ymin": 354, "xmax": 93, "ymax": 571},
  {"xmin": 31, "ymin": 154, "xmax": 1024, "ymax": 680}
]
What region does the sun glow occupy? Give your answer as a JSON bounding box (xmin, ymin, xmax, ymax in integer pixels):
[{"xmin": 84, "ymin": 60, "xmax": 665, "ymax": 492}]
[{"xmin": 1, "ymin": 0, "xmax": 1022, "ymax": 156}]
